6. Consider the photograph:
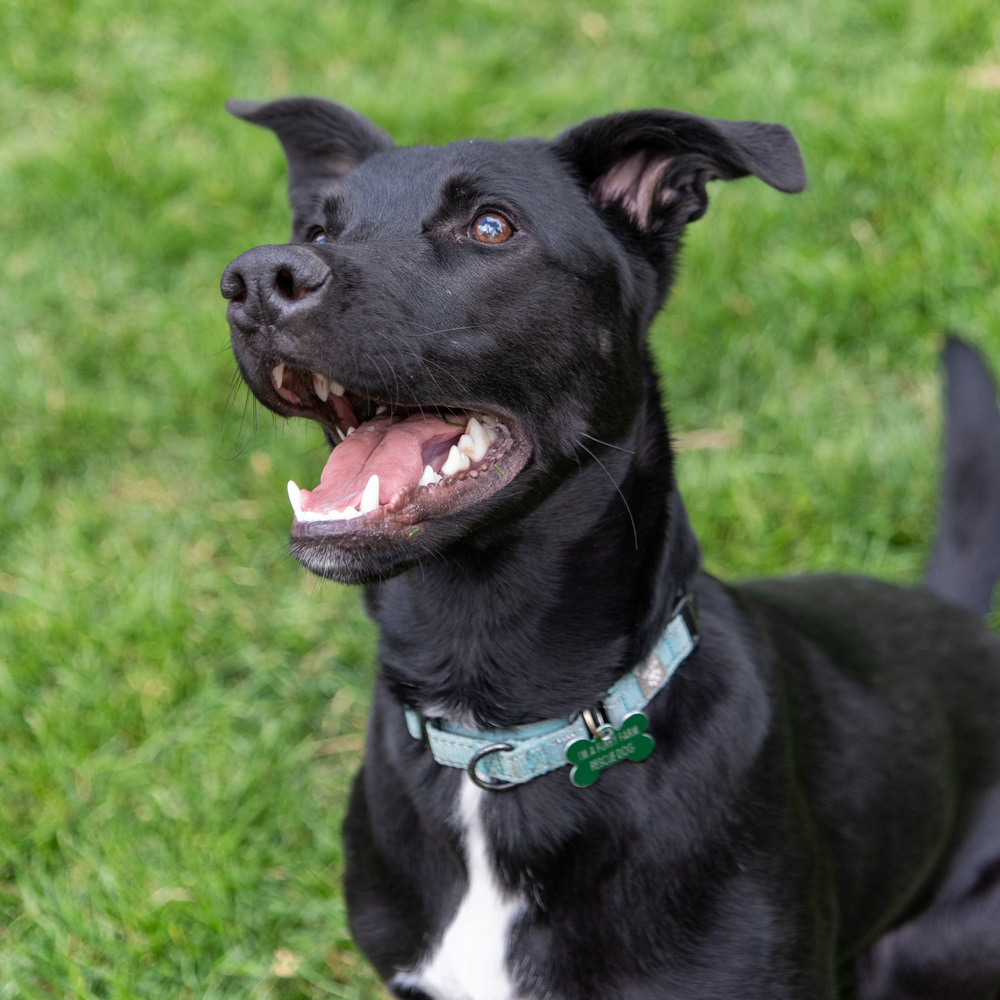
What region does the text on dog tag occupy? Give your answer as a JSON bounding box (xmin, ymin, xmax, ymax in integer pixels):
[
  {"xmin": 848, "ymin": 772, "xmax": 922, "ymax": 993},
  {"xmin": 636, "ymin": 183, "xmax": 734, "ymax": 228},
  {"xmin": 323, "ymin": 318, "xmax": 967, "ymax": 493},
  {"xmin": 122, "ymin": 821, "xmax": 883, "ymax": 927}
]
[{"xmin": 566, "ymin": 712, "xmax": 654, "ymax": 787}]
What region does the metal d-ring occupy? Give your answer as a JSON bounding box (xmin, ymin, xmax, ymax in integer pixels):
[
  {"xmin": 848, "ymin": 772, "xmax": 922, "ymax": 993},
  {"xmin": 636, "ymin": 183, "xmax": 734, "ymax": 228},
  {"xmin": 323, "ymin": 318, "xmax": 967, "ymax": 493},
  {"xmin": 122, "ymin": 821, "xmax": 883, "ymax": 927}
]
[
  {"xmin": 581, "ymin": 706, "xmax": 615, "ymax": 742},
  {"xmin": 468, "ymin": 742, "xmax": 516, "ymax": 791}
]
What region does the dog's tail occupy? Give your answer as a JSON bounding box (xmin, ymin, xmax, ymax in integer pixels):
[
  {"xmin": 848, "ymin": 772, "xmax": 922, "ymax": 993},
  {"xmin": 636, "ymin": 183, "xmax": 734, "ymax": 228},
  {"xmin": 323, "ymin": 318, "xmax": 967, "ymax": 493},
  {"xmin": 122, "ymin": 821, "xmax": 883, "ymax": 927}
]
[{"xmin": 925, "ymin": 336, "xmax": 1000, "ymax": 616}]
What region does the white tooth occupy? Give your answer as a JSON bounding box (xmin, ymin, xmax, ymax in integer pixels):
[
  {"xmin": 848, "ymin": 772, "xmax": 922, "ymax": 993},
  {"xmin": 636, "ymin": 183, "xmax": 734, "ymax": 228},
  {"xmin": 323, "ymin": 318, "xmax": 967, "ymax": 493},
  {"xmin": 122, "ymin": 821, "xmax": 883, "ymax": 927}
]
[
  {"xmin": 287, "ymin": 480, "xmax": 303, "ymax": 517},
  {"xmin": 289, "ymin": 482, "xmax": 334, "ymax": 522},
  {"xmin": 459, "ymin": 417, "xmax": 491, "ymax": 461},
  {"xmin": 441, "ymin": 445, "xmax": 471, "ymax": 476},
  {"xmin": 478, "ymin": 414, "xmax": 500, "ymax": 442},
  {"xmin": 334, "ymin": 427, "xmax": 346, "ymax": 442},
  {"xmin": 359, "ymin": 474, "xmax": 380, "ymax": 514},
  {"xmin": 313, "ymin": 373, "xmax": 330, "ymax": 402},
  {"xmin": 330, "ymin": 380, "xmax": 346, "ymax": 397},
  {"xmin": 346, "ymin": 426, "xmax": 356, "ymax": 436},
  {"xmin": 376, "ymin": 405, "xmax": 388, "ymax": 416},
  {"xmin": 419, "ymin": 464, "xmax": 442, "ymax": 486},
  {"xmin": 271, "ymin": 364, "xmax": 285, "ymax": 391},
  {"xmin": 288, "ymin": 480, "xmax": 369, "ymax": 523}
]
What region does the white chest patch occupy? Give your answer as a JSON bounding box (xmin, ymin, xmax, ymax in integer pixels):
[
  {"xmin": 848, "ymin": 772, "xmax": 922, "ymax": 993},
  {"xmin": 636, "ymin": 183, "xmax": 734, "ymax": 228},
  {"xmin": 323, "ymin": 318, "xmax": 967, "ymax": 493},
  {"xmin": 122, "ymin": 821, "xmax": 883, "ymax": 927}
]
[{"xmin": 393, "ymin": 777, "xmax": 527, "ymax": 1000}]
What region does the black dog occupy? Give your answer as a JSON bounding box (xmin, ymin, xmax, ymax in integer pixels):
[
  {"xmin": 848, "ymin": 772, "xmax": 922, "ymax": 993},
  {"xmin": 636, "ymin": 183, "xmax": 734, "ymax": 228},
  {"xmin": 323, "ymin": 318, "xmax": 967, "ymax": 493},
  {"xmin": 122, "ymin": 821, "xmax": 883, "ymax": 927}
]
[{"xmin": 221, "ymin": 97, "xmax": 1000, "ymax": 999}]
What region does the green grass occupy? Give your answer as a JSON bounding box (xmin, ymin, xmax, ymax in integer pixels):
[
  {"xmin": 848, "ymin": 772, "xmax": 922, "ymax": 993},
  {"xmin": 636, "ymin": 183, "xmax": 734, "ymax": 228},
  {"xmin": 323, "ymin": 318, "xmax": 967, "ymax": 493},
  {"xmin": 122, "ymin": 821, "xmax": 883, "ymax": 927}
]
[{"xmin": 2, "ymin": 0, "xmax": 1000, "ymax": 995}]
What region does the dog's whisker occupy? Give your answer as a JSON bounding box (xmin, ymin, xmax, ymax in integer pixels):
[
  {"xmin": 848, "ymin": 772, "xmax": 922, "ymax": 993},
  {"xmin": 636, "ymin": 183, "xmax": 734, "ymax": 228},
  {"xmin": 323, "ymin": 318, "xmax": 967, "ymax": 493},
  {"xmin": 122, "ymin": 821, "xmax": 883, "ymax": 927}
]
[
  {"xmin": 406, "ymin": 322, "xmax": 481, "ymax": 336},
  {"xmin": 209, "ymin": 339, "xmax": 237, "ymax": 361},
  {"xmin": 367, "ymin": 351, "xmax": 406, "ymax": 410},
  {"xmin": 580, "ymin": 432, "xmax": 635, "ymax": 455},
  {"xmin": 406, "ymin": 363, "xmax": 459, "ymax": 412},
  {"xmin": 239, "ymin": 383, "xmax": 255, "ymax": 442},
  {"xmin": 578, "ymin": 442, "xmax": 639, "ymax": 551},
  {"xmin": 221, "ymin": 368, "xmax": 245, "ymax": 443},
  {"xmin": 220, "ymin": 383, "xmax": 264, "ymax": 461}
]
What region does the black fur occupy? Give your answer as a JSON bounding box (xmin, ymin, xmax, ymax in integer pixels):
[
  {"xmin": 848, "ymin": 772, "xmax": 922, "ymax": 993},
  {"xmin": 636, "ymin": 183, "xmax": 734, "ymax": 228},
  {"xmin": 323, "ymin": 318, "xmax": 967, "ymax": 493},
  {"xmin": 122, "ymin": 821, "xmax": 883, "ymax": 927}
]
[
  {"xmin": 926, "ymin": 336, "xmax": 1000, "ymax": 617},
  {"xmin": 221, "ymin": 98, "xmax": 1000, "ymax": 998}
]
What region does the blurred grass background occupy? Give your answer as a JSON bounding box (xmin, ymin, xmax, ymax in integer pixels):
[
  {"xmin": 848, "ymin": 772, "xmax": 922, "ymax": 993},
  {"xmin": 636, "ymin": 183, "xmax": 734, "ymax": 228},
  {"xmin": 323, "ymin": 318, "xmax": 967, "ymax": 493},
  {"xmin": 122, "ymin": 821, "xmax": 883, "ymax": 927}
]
[{"xmin": 1, "ymin": 0, "xmax": 999, "ymax": 995}]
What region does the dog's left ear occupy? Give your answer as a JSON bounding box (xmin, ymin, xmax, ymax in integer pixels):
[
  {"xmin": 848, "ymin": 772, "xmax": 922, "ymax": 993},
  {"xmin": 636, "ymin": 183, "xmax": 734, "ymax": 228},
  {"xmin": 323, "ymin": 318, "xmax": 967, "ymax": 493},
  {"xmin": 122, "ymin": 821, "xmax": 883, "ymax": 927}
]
[
  {"xmin": 552, "ymin": 109, "xmax": 806, "ymax": 235},
  {"xmin": 227, "ymin": 96, "xmax": 394, "ymax": 213}
]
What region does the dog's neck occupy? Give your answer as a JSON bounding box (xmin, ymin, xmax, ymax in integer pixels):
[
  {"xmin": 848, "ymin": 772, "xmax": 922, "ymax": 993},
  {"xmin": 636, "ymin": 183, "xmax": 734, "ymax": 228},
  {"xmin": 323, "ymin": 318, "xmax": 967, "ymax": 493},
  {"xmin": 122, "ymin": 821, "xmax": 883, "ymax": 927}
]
[{"xmin": 364, "ymin": 373, "xmax": 701, "ymax": 729}]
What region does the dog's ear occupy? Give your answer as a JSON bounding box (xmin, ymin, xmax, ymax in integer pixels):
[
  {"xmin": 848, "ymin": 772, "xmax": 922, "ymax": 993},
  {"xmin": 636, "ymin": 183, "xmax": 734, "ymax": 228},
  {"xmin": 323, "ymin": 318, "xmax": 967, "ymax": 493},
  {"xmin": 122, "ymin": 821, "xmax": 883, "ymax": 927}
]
[
  {"xmin": 227, "ymin": 96, "xmax": 394, "ymax": 208},
  {"xmin": 552, "ymin": 109, "xmax": 806, "ymax": 235}
]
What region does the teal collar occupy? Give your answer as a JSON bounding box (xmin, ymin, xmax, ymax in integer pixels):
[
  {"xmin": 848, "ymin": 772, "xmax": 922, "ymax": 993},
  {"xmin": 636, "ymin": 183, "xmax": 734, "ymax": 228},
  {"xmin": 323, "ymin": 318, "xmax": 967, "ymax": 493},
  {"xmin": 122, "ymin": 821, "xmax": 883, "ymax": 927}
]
[{"xmin": 403, "ymin": 595, "xmax": 699, "ymax": 790}]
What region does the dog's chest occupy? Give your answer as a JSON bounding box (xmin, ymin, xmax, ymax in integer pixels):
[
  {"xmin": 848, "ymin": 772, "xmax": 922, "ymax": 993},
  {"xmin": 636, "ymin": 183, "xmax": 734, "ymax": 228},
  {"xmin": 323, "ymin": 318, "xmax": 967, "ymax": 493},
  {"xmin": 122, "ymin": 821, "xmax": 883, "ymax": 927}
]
[{"xmin": 393, "ymin": 778, "xmax": 529, "ymax": 1000}]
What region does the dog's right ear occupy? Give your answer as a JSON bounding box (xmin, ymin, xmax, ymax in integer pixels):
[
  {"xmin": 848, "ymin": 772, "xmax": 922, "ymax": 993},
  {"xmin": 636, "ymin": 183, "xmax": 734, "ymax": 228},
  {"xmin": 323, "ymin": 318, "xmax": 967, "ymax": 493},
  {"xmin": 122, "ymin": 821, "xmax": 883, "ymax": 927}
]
[{"xmin": 227, "ymin": 96, "xmax": 394, "ymax": 210}]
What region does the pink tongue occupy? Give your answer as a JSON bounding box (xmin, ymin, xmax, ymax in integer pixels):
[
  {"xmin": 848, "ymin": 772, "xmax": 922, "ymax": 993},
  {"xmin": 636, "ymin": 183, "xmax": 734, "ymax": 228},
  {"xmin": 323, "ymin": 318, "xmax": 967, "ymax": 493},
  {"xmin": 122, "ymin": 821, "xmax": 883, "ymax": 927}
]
[{"xmin": 299, "ymin": 413, "xmax": 465, "ymax": 513}]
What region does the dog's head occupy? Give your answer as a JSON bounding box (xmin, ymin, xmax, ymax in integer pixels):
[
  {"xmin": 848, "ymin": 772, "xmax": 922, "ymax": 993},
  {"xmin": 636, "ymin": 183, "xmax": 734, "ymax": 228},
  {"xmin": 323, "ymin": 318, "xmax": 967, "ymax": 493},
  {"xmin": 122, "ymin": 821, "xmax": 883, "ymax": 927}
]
[{"xmin": 221, "ymin": 98, "xmax": 804, "ymax": 584}]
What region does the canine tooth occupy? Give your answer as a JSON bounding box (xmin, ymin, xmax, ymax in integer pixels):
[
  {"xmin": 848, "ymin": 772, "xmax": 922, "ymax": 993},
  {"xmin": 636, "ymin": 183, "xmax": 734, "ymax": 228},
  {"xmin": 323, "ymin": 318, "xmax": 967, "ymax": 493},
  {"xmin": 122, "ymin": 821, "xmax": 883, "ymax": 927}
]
[
  {"xmin": 313, "ymin": 373, "xmax": 330, "ymax": 402},
  {"xmin": 346, "ymin": 426, "xmax": 356, "ymax": 436},
  {"xmin": 334, "ymin": 427, "xmax": 346, "ymax": 442},
  {"xmin": 459, "ymin": 417, "xmax": 491, "ymax": 461},
  {"xmin": 360, "ymin": 474, "xmax": 380, "ymax": 514},
  {"xmin": 330, "ymin": 379, "xmax": 346, "ymax": 397},
  {"xmin": 441, "ymin": 445, "xmax": 471, "ymax": 476},
  {"xmin": 376, "ymin": 405, "xmax": 388, "ymax": 416},
  {"xmin": 271, "ymin": 364, "xmax": 285, "ymax": 391},
  {"xmin": 287, "ymin": 480, "xmax": 303, "ymax": 517},
  {"xmin": 419, "ymin": 465, "xmax": 443, "ymax": 487}
]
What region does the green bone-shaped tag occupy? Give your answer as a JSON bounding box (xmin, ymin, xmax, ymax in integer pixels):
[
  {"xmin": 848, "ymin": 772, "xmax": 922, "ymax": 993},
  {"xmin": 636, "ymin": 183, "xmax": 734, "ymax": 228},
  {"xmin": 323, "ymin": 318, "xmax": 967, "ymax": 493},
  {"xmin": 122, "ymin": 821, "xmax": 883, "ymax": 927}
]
[{"xmin": 566, "ymin": 712, "xmax": 654, "ymax": 787}]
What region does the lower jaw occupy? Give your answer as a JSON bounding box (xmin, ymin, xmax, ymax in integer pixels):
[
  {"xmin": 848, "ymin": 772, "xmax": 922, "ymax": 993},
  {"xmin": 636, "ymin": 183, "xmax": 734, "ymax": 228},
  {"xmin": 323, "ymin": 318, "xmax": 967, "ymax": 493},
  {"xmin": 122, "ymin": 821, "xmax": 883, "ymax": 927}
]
[
  {"xmin": 288, "ymin": 531, "xmax": 421, "ymax": 584},
  {"xmin": 287, "ymin": 500, "xmax": 477, "ymax": 583},
  {"xmin": 285, "ymin": 434, "xmax": 533, "ymax": 581}
]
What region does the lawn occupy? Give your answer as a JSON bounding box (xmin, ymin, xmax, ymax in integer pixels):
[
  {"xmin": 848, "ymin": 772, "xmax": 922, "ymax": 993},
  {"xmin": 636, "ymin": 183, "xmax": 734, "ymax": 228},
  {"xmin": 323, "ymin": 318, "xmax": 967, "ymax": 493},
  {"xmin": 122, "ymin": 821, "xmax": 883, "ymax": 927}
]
[{"xmin": 1, "ymin": 0, "xmax": 999, "ymax": 996}]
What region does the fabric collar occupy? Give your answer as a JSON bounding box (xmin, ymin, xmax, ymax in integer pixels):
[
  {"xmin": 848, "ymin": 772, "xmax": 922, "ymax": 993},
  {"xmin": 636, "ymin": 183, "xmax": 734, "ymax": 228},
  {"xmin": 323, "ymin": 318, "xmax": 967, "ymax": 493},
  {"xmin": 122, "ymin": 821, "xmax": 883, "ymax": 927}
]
[{"xmin": 403, "ymin": 595, "xmax": 699, "ymax": 789}]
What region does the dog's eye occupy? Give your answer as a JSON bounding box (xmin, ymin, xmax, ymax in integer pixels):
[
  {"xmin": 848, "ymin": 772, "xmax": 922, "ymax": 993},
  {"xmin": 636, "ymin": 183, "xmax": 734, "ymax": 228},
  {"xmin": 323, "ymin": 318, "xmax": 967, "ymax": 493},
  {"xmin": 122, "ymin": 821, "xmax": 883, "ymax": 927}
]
[
  {"xmin": 469, "ymin": 213, "xmax": 514, "ymax": 244},
  {"xmin": 308, "ymin": 228, "xmax": 327, "ymax": 245}
]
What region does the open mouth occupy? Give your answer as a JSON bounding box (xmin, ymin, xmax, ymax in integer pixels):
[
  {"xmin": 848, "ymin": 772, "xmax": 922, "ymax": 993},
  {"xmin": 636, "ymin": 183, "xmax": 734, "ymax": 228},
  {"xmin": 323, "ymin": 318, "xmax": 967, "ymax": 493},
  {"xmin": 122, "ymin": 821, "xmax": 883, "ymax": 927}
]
[{"xmin": 267, "ymin": 363, "xmax": 529, "ymax": 533}]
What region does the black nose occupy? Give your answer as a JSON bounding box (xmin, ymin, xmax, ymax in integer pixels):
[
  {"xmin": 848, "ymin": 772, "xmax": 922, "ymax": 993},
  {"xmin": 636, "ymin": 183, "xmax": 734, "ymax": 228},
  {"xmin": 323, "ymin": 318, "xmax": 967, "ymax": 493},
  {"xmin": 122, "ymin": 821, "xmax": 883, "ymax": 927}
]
[{"xmin": 221, "ymin": 244, "xmax": 331, "ymax": 327}]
